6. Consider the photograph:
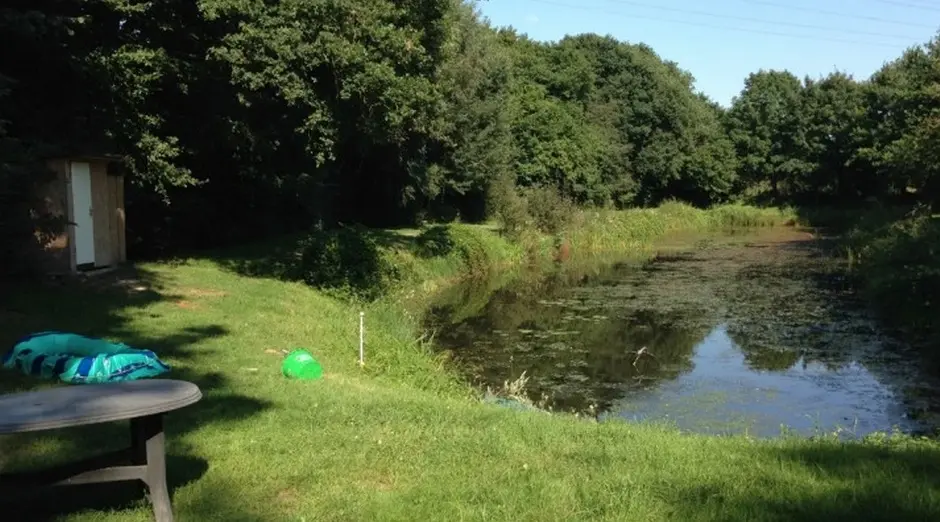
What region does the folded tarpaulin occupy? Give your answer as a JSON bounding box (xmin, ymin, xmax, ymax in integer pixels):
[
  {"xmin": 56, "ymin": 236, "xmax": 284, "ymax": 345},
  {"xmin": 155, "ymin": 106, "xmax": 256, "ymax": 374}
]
[{"xmin": 2, "ymin": 331, "xmax": 170, "ymax": 384}]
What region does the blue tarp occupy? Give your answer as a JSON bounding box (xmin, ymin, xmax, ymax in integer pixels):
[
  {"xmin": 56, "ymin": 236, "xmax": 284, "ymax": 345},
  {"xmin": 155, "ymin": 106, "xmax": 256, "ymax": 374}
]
[{"xmin": 2, "ymin": 331, "xmax": 170, "ymax": 384}]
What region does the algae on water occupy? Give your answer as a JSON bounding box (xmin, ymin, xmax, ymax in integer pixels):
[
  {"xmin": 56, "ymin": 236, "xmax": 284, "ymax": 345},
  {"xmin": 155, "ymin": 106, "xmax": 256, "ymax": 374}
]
[{"xmin": 425, "ymin": 228, "xmax": 940, "ymax": 438}]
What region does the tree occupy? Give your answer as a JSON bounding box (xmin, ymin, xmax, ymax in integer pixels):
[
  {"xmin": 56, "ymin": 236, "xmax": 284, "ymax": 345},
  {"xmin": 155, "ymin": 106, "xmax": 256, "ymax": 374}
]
[
  {"xmin": 802, "ymin": 72, "xmax": 865, "ymax": 203},
  {"xmin": 429, "ymin": 1, "xmax": 514, "ymax": 221},
  {"xmin": 726, "ymin": 70, "xmax": 814, "ymax": 202},
  {"xmin": 862, "ymin": 38, "xmax": 940, "ymax": 204}
]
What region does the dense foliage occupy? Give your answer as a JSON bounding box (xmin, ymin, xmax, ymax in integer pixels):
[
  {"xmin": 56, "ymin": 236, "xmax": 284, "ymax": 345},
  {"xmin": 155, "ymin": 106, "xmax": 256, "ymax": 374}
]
[{"xmin": 2, "ymin": 1, "xmax": 939, "ymax": 268}]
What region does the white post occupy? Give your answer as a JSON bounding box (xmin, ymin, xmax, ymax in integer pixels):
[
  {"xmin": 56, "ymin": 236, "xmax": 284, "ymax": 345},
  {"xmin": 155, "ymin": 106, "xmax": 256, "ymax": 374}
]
[{"xmin": 359, "ymin": 311, "xmax": 365, "ymax": 366}]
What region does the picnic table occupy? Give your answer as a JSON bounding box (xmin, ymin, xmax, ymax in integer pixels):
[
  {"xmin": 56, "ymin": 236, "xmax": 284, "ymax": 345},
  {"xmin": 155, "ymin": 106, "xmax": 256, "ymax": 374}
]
[{"xmin": 0, "ymin": 379, "xmax": 202, "ymax": 522}]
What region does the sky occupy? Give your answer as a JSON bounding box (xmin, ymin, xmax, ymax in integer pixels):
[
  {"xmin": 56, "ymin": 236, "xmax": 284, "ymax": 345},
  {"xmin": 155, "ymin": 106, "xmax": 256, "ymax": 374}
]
[{"xmin": 476, "ymin": 0, "xmax": 940, "ymax": 106}]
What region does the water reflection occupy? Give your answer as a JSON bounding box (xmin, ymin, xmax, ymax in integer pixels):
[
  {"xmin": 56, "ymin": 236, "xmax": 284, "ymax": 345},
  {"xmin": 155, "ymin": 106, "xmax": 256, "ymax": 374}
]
[
  {"xmin": 424, "ymin": 229, "xmax": 940, "ymax": 437},
  {"xmin": 426, "ymin": 264, "xmax": 712, "ymax": 412},
  {"xmin": 609, "ymin": 324, "xmax": 916, "ymax": 438}
]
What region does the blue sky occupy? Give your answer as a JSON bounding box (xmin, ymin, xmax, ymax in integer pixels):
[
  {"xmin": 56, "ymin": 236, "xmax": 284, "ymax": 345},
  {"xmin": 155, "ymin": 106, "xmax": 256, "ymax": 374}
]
[{"xmin": 476, "ymin": 0, "xmax": 940, "ymax": 106}]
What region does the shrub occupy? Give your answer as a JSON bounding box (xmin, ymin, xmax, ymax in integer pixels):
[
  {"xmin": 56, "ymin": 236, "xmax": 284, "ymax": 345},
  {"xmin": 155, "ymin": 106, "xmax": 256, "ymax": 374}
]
[
  {"xmin": 448, "ymin": 225, "xmax": 492, "ymax": 275},
  {"xmin": 416, "ymin": 224, "xmax": 497, "ymax": 276},
  {"xmin": 295, "ymin": 225, "xmax": 398, "ymax": 300},
  {"xmin": 416, "ymin": 225, "xmax": 456, "ymax": 258},
  {"xmin": 851, "ymin": 211, "xmax": 940, "ymax": 343},
  {"xmin": 486, "ymin": 173, "xmax": 530, "ymax": 239},
  {"xmin": 795, "ymin": 205, "xmax": 909, "ymax": 232},
  {"xmin": 523, "ymin": 186, "xmax": 576, "ymax": 236}
]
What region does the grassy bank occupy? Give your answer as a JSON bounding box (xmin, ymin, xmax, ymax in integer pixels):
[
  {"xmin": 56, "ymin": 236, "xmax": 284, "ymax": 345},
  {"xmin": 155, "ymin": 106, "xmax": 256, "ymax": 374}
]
[
  {"xmin": 844, "ymin": 211, "xmax": 940, "ymax": 358},
  {"xmin": 2, "ymin": 203, "xmax": 939, "ymax": 521},
  {"xmin": 797, "ymin": 205, "xmax": 940, "ymax": 359}
]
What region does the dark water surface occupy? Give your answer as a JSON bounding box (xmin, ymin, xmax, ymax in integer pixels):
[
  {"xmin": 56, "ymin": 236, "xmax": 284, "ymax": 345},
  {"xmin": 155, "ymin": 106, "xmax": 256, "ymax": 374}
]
[{"xmin": 424, "ymin": 228, "xmax": 940, "ymax": 438}]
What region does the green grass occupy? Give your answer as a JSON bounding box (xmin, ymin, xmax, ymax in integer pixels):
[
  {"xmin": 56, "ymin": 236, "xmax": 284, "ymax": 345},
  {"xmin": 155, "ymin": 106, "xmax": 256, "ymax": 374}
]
[{"xmin": 1, "ymin": 203, "xmax": 939, "ymax": 521}]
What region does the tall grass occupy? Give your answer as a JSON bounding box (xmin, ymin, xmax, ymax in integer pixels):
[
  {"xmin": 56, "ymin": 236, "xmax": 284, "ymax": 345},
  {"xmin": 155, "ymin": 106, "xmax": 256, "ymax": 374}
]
[
  {"xmin": 564, "ymin": 202, "xmax": 794, "ymax": 260},
  {"xmin": 706, "ymin": 203, "xmax": 797, "ymax": 228}
]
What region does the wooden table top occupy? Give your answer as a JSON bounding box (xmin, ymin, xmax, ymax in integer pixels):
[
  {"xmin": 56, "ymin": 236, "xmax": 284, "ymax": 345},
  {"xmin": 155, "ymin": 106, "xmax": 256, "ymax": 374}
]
[{"xmin": 0, "ymin": 380, "xmax": 202, "ymax": 434}]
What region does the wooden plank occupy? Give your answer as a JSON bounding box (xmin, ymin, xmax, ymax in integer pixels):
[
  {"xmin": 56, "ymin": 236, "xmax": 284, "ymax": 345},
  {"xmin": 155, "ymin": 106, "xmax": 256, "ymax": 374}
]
[
  {"xmin": 57, "ymin": 160, "xmax": 78, "ymax": 272},
  {"xmin": 114, "ymin": 175, "xmax": 127, "ymax": 262},
  {"xmin": 108, "ymin": 176, "xmax": 120, "ymax": 265},
  {"xmin": 90, "ymin": 161, "xmax": 111, "ymax": 266},
  {"xmin": 66, "ymin": 160, "xmax": 77, "ymax": 272}
]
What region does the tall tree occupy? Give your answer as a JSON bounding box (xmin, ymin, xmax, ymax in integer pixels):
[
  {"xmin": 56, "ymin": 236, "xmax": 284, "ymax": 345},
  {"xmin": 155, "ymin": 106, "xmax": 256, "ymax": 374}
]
[
  {"xmin": 802, "ymin": 72, "xmax": 865, "ymax": 203},
  {"xmin": 428, "ymin": 1, "xmax": 514, "ymax": 221},
  {"xmin": 863, "ymin": 38, "xmax": 940, "ymax": 204},
  {"xmin": 726, "ymin": 70, "xmax": 813, "ymax": 202}
]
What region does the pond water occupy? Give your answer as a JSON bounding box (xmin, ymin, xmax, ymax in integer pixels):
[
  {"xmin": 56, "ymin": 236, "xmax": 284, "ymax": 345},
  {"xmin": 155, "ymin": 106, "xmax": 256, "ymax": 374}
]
[{"xmin": 424, "ymin": 228, "xmax": 940, "ymax": 438}]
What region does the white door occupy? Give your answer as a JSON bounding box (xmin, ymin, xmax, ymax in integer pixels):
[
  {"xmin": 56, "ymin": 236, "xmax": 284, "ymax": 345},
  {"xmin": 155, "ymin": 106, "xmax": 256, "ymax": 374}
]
[{"xmin": 70, "ymin": 162, "xmax": 96, "ymax": 266}]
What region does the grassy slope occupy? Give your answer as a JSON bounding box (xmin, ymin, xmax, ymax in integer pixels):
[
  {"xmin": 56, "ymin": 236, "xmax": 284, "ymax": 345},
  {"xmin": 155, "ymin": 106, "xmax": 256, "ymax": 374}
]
[
  {"xmin": 2, "ymin": 203, "xmax": 940, "ymax": 521},
  {"xmin": 796, "ymin": 206, "xmax": 940, "ymax": 359},
  {"xmin": 844, "ymin": 214, "xmax": 940, "ymax": 355}
]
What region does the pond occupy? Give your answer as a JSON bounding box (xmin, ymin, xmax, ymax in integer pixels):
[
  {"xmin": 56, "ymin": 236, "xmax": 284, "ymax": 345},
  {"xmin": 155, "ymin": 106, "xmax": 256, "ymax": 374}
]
[{"xmin": 424, "ymin": 227, "xmax": 940, "ymax": 438}]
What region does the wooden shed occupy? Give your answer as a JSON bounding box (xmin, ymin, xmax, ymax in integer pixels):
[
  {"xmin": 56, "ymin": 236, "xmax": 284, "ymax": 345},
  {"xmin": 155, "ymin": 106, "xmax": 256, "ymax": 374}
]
[{"xmin": 35, "ymin": 156, "xmax": 127, "ymax": 274}]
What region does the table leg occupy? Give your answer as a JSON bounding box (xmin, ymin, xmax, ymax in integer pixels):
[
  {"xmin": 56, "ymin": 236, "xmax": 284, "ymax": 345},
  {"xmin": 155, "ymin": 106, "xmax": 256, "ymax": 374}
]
[{"xmin": 130, "ymin": 414, "xmax": 173, "ymax": 522}]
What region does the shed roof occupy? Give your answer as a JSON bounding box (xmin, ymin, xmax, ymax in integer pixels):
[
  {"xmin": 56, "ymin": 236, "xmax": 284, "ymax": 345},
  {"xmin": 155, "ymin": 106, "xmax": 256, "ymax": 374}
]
[{"xmin": 47, "ymin": 154, "xmax": 124, "ymax": 163}]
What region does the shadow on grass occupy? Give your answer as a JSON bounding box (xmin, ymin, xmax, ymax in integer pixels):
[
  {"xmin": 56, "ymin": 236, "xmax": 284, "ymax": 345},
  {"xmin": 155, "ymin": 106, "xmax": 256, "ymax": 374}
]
[
  {"xmin": 1, "ymin": 455, "xmax": 270, "ymax": 522},
  {"xmin": 208, "ymin": 226, "xmax": 428, "ymax": 303},
  {"xmin": 209, "ymin": 226, "xmax": 422, "ymax": 283},
  {"xmin": 1, "ymin": 454, "xmax": 208, "ymax": 521},
  {"xmin": 208, "ymin": 232, "xmax": 307, "ymax": 281},
  {"xmin": 669, "ymin": 441, "xmax": 940, "ymax": 521},
  {"xmin": 0, "ymin": 266, "xmax": 271, "ymax": 520},
  {"xmin": 366, "ymin": 227, "xmax": 421, "ymax": 251}
]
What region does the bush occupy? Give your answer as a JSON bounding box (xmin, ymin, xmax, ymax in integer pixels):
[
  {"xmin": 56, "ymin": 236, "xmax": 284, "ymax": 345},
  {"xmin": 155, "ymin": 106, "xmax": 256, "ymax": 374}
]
[
  {"xmin": 850, "ymin": 211, "xmax": 940, "ymax": 343},
  {"xmin": 523, "ymin": 186, "xmax": 576, "ymax": 236},
  {"xmin": 448, "ymin": 225, "xmax": 493, "ymax": 275},
  {"xmin": 295, "ymin": 225, "xmax": 398, "ymax": 300},
  {"xmin": 486, "ymin": 175, "xmax": 577, "ymax": 239},
  {"xmin": 486, "ymin": 173, "xmax": 530, "ymax": 238},
  {"xmin": 795, "ymin": 205, "xmax": 909, "ymax": 232},
  {"xmin": 416, "ymin": 224, "xmax": 497, "ymax": 276},
  {"xmin": 416, "ymin": 225, "xmax": 457, "ymax": 258}
]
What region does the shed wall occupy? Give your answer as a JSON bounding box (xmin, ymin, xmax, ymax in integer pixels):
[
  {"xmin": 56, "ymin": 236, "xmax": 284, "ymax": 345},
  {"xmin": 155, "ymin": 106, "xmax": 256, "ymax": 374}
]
[
  {"xmin": 110, "ymin": 174, "xmax": 127, "ymax": 264},
  {"xmin": 88, "ymin": 163, "xmax": 127, "ymax": 266},
  {"xmin": 33, "ymin": 158, "xmax": 126, "ymax": 274},
  {"xmin": 35, "ymin": 160, "xmax": 73, "ymax": 274},
  {"xmin": 91, "ymin": 162, "xmax": 111, "ymax": 265}
]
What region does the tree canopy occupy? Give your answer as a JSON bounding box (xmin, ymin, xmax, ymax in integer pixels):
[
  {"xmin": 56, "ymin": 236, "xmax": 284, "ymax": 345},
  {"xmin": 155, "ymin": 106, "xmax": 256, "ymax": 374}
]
[{"xmin": 2, "ymin": 0, "xmax": 939, "ymax": 268}]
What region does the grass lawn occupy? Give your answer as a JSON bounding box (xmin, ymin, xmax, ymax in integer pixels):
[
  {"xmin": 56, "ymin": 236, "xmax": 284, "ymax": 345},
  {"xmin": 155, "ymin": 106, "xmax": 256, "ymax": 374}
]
[{"xmin": 2, "ymin": 205, "xmax": 940, "ymax": 521}]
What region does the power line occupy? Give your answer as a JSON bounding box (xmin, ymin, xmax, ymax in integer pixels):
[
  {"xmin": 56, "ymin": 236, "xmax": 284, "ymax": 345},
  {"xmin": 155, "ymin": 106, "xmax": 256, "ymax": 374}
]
[
  {"xmin": 869, "ymin": 0, "xmax": 940, "ymax": 13},
  {"xmin": 887, "ymin": 0, "xmax": 940, "ymax": 5},
  {"xmin": 871, "ymin": 0, "xmax": 940, "ymax": 13},
  {"xmin": 596, "ymin": 0, "xmax": 916, "ymax": 41},
  {"xmin": 741, "ymin": 0, "xmax": 938, "ymax": 30},
  {"xmin": 527, "ymin": 0, "xmax": 913, "ymax": 50}
]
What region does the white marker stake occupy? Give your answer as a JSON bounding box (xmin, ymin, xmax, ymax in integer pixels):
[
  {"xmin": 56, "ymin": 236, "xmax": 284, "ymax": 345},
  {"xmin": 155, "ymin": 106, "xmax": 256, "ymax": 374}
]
[{"xmin": 359, "ymin": 311, "xmax": 365, "ymax": 367}]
